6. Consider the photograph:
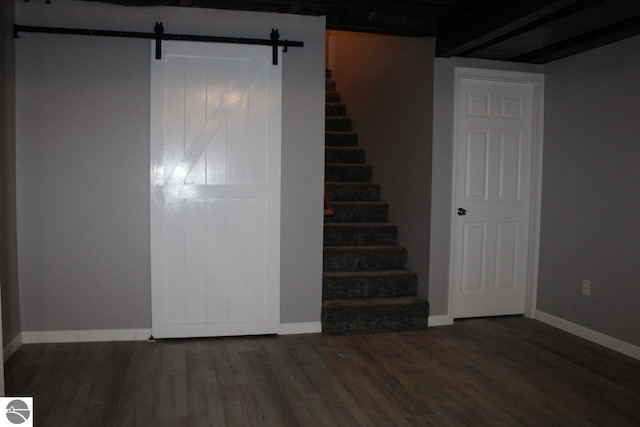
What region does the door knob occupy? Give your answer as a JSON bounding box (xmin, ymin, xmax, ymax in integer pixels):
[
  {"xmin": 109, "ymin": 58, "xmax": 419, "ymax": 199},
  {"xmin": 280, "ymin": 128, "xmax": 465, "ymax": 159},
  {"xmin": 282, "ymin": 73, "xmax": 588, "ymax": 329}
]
[{"xmin": 457, "ymin": 208, "xmax": 467, "ymax": 216}]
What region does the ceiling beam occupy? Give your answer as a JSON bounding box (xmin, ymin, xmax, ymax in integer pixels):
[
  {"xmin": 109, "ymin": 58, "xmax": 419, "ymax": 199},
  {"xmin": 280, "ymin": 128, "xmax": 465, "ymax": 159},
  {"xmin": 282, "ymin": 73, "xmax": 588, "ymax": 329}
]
[
  {"xmin": 324, "ymin": 0, "xmax": 471, "ymax": 18},
  {"xmin": 510, "ymin": 13, "xmax": 640, "ymax": 63},
  {"xmin": 203, "ymin": 0, "xmax": 469, "ymax": 19},
  {"xmin": 83, "ymin": 0, "xmax": 176, "ymax": 6},
  {"xmin": 436, "ymin": 0, "xmax": 586, "ymax": 57},
  {"xmin": 288, "ymin": 2, "xmax": 305, "ymax": 13},
  {"xmin": 327, "ymin": 10, "xmax": 439, "ymax": 37},
  {"xmin": 456, "ymin": 0, "xmax": 605, "ymax": 57}
]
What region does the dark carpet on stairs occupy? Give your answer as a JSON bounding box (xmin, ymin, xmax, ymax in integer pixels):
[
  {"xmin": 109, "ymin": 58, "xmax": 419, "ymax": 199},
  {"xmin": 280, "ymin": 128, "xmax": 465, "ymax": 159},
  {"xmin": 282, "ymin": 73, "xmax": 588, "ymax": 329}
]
[{"xmin": 322, "ymin": 71, "xmax": 429, "ymax": 334}]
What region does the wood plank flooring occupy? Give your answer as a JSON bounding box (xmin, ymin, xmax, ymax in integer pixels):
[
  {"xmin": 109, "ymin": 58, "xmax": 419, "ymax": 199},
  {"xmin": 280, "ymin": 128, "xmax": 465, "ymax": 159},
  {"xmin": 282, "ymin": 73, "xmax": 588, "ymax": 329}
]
[{"xmin": 5, "ymin": 317, "xmax": 640, "ymax": 426}]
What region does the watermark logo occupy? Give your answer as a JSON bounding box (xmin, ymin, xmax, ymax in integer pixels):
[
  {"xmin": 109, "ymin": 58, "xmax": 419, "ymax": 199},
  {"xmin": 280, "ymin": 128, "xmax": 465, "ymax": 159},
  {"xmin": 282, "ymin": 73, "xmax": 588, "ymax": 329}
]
[{"xmin": 0, "ymin": 398, "xmax": 33, "ymax": 427}]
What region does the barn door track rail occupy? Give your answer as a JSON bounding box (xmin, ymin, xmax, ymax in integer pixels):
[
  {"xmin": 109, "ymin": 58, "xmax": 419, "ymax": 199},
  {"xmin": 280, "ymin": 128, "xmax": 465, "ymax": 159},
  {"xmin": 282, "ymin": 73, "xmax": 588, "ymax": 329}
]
[{"xmin": 14, "ymin": 22, "xmax": 303, "ymax": 65}]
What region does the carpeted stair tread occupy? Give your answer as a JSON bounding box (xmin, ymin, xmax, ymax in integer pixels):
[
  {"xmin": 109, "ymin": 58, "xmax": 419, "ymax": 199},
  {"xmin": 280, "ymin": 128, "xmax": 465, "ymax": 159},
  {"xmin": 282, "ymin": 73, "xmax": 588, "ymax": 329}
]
[
  {"xmin": 326, "ymin": 91, "xmax": 341, "ymax": 103},
  {"xmin": 324, "ymin": 223, "xmax": 397, "ymax": 245},
  {"xmin": 324, "ymin": 269, "xmax": 417, "ymax": 282},
  {"xmin": 325, "ymin": 147, "xmax": 365, "ymax": 164},
  {"xmin": 321, "ymin": 297, "xmax": 429, "ymax": 334},
  {"xmin": 323, "ymin": 270, "xmax": 417, "ymax": 300},
  {"xmin": 323, "ymin": 296, "xmax": 426, "ymax": 308},
  {"xmin": 323, "ymin": 245, "xmax": 407, "ymax": 271},
  {"xmin": 325, "ymin": 182, "xmax": 380, "ymax": 201},
  {"xmin": 326, "ymin": 79, "xmax": 336, "ymax": 91},
  {"xmin": 326, "ymin": 117, "xmax": 352, "ymax": 132},
  {"xmin": 325, "ymin": 163, "xmax": 372, "ymax": 182},
  {"xmin": 324, "ymin": 201, "xmax": 388, "ymax": 223},
  {"xmin": 325, "ymin": 131, "xmax": 358, "ymax": 147},
  {"xmin": 325, "ymin": 103, "xmax": 347, "ymax": 117}
]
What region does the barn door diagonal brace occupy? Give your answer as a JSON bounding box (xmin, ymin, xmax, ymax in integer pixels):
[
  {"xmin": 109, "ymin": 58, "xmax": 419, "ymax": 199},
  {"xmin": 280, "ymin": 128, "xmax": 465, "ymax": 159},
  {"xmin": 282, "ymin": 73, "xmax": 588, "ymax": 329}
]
[{"xmin": 14, "ymin": 22, "xmax": 304, "ymax": 65}]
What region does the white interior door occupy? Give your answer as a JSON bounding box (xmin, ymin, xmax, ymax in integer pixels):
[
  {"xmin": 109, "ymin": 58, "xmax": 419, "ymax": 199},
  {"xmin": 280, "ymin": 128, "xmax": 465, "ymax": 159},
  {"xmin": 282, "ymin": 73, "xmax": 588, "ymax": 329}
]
[
  {"xmin": 452, "ymin": 70, "xmax": 539, "ymax": 319},
  {"xmin": 150, "ymin": 41, "xmax": 282, "ymax": 338}
]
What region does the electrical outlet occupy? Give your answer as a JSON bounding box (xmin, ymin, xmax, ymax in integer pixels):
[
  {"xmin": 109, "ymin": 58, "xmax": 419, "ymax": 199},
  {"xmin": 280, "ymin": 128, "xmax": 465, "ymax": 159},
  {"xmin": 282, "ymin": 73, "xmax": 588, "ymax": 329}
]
[{"xmin": 582, "ymin": 280, "xmax": 591, "ymax": 296}]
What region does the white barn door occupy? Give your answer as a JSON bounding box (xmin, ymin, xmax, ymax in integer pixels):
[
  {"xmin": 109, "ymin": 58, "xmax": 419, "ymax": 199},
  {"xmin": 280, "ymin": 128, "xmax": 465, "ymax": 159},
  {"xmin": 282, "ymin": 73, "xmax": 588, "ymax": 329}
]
[{"xmin": 150, "ymin": 41, "xmax": 282, "ymax": 338}]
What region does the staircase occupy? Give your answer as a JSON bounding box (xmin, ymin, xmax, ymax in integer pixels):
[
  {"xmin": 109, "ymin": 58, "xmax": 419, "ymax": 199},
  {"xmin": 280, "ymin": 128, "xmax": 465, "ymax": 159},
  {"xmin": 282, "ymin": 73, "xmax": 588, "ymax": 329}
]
[{"xmin": 322, "ymin": 71, "xmax": 430, "ymax": 334}]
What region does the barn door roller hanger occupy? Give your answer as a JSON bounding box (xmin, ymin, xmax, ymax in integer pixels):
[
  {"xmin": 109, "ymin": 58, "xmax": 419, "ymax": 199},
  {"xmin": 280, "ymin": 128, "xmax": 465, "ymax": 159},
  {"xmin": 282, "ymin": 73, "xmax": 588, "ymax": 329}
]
[{"xmin": 14, "ymin": 22, "xmax": 303, "ymax": 65}]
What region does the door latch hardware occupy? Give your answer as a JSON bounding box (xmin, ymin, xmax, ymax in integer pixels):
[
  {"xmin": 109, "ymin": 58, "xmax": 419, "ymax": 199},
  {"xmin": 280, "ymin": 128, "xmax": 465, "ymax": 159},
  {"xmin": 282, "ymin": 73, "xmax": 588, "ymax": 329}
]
[{"xmin": 457, "ymin": 208, "xmax": 467, "ymax": 216}]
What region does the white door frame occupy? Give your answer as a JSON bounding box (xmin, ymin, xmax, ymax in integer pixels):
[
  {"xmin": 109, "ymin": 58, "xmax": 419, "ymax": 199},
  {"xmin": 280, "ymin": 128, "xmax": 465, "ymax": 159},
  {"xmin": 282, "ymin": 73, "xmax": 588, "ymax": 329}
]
[{"xmin": 448, "ymin": 67, "xmax": 544, "ymax": 323}]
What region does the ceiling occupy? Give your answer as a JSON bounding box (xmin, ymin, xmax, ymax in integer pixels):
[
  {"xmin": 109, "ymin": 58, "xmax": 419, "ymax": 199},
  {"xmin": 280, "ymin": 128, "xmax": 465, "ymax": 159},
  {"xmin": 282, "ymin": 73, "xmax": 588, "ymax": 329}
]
[{"xmin": 81, "ymin": 0, "xmax": 640, "ymax": 63}]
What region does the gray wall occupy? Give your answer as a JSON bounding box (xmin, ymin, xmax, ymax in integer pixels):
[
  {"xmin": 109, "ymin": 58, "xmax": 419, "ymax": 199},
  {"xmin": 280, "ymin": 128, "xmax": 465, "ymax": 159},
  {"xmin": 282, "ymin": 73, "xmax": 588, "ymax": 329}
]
[
  {"xmin": 328, "ymin": 31, "xmax": 434, "ymax": 298},
  {"xmin": 16, "ymin": 2, "xmax": 325, "ymax": 331},
  {"xmin": 538, "ymin": 35, "xmax": 640, "ymax": 346},
  {"xmin": 0, "ymin": 0, "xmax": 21, "ymax": 345},
  {"xmin": 430, "ymin": 57, "xmax": 543, "ymax": 316}
]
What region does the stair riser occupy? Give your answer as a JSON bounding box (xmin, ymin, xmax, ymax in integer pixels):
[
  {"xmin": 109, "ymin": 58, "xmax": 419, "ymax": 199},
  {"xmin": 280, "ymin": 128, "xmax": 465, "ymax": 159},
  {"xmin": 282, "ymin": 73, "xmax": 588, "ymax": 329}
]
[
  {"xmin": 324, "ymin": 225, "xmax": 397, "ymax": 246},
  {"xmin": 325, "ymin": 104, "xmax": 347, "ymax": 117},
  {"xmin": 324, "ymin": 204, "xmax": 388, "ymax": 223},
  {"xmin": 323, "ymin": 273, "xmax": 417, "ymax": 300},
  {"xmin": 326, "ymin": 91, "xmax": 341, "ymax": 103},
  {"xmin": 325, "ymin": 165, "xmax": 372, "ymax": 182},
  {"xmin": 326, "ymin": 118, "xmax": 352, "ymax": 132},
  {"xmin": 326, "ymin": 183, "xmax": 380, "ymax": 201},
  {"xmin": 325, "ymin": 148, "xmax": 365, "ymax": 164},
  {"xmin": 321, "ymin": 304, "xmax": 429, "ymax": 334},
  {"xmin": 326, "ymin": 80, "xmax": 336, "ymax": 91},
  {"xmin": 323, "ymin": 248, "xmax": 406, "ymax": 271},
  {"xmin": 325, "ymin": 132, "xmax": 358, "ymax": 147}
]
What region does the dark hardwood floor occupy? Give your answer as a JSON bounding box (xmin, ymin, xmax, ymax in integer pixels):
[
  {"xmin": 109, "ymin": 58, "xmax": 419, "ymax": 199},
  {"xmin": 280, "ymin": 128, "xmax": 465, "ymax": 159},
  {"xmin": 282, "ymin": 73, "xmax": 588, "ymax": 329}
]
[{"xmin": 5, "ymin": 317, "xmax": 640, "ymax": 426}]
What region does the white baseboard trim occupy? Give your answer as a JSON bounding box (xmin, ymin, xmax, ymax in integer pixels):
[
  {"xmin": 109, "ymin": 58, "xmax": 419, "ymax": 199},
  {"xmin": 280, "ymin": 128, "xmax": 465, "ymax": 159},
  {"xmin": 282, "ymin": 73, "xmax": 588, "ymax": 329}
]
[
  {"xmin": 18, "ymin": 324, "xmax": 322, "ymax": 343},
  {"xmin": 535, "ymin": 310, "xmax": 640, "ymax": 361},
  {"xmin": 428, "ymin": 314, "xmax": 453, "ymax": 327},
  {"xmin": 279, "ymin": 322, "xmax": 322, "ymax": 335},
  {"xmin": 3, "ymin": 333, "xmax": 23, "ymax": 362},
  {"xmin": 21, "ymin": 328, "xmax": 152, "ymax": 344}
]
